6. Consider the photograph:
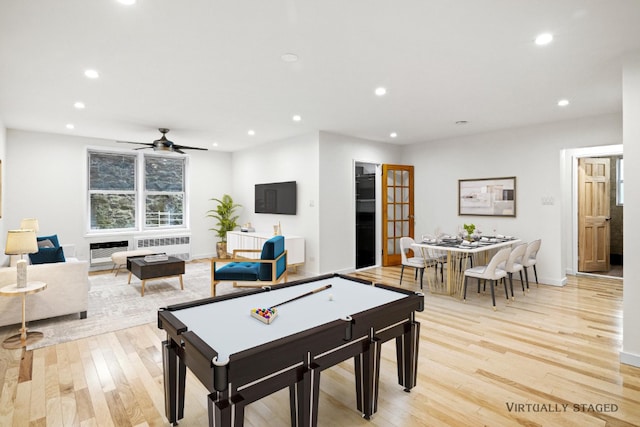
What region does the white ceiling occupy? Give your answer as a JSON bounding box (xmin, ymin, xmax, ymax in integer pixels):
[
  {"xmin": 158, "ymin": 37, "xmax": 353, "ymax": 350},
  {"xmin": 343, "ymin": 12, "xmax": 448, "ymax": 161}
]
[{"xmin": 1, "ymin": 0, "xmax": 640, "ymax": 152}]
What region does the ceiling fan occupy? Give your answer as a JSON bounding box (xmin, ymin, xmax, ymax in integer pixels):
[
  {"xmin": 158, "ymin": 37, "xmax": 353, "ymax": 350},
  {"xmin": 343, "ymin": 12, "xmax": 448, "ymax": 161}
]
[{"xmin": 117, "ymin": 128, "xmax": 208, "ymax": 154}]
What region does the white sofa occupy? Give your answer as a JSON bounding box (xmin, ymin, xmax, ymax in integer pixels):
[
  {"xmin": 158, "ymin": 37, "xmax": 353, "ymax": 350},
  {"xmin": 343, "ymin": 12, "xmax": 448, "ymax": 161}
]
[{"xmin": 0, "ymin": 258, "xmax": 90, "ymax": 328}]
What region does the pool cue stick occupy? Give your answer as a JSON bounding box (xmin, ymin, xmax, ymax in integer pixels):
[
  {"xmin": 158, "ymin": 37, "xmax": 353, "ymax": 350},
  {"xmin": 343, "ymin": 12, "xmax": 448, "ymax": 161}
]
[{"xmin": 271, "ymin": 284, "xmax": 332, "ymax": 308}]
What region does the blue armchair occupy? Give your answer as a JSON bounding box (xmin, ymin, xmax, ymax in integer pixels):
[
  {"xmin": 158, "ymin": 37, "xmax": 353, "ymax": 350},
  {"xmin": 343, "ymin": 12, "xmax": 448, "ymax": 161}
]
[{"xmin": 210, "ymin": 235, "xmax": 288, "ymax": 296}]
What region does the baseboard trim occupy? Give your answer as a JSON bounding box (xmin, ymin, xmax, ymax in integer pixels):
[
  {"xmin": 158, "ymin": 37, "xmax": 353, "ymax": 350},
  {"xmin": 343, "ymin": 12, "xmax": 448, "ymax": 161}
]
[{"xmin": 620, "ymin": 351, "xmax": 640, "ymax": 368}]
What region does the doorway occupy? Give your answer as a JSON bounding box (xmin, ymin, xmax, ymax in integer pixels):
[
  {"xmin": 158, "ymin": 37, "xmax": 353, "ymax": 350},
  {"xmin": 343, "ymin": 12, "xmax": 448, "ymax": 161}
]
[
  {"xmin": 577, "ymin": 155, "xmax": 623, "ymax": 278},
  {"xmin": 355, "ymin": 162, "xmax": 377, "ymax": 269}
]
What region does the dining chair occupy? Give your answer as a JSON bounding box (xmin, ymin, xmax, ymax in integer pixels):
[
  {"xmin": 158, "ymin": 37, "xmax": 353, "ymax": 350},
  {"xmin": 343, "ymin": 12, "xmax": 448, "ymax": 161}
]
[
  {"xmin": 463, "ymin": 247, "xmax": 511, "ymax": 310},
  {"xmin": 497, "ymin": 243, "xmax": 527, "ymax": 299},
  {"xmin": 420, "ymin": 234, "xmax": 447, "ymax": 282},
  {"xmin": 400, "ymin": 237, "xmax": 424, "ymax": 289},
  {"xmin": 522, "ymin": 239, "xmax": 542, "ymax": 289}
]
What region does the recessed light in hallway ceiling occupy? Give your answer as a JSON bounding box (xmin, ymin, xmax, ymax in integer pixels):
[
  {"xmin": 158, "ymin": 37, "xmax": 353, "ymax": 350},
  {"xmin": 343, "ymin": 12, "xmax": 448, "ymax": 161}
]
[
  {"xmin": 84, "ymin": 69, "xmax": 100, "ymax": 79},
  {"xmin": 375, "ymin": 87, "xmax": 387, "ymax": 96},
  {"xmin": 535, "ymin": 33, "xmax": 553, "ymax": 46}
]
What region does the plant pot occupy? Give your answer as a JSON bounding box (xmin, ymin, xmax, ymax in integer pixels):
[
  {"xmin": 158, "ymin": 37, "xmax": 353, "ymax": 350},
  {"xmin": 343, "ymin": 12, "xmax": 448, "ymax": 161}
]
[{"xmin": 216, "ymin": 242, "xmax": 229, "ymax": 259}]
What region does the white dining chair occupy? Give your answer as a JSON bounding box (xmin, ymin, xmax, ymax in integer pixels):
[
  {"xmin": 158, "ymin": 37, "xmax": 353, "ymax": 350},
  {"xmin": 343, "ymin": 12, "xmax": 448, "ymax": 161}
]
[
  {"xmin": 497, "ymin": 243, "xmax": 527, "ymax": 299},
  {"xmin": 463, "ymin": 247, "xmax": 511, "ymax": 310},
  {"xmin": 522, "ymin": 239, "xmax": 542, "ymax": 289},
  {"xmin": 400, "ymin": 237, "xmax": 424, "ymax": 289}
]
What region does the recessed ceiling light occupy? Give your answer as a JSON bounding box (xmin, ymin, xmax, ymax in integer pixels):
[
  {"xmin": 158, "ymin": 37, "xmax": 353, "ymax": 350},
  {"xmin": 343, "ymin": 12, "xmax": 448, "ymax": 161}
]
[
  {"xmin": 292, "ymin": 115, "xmax": 302, "ymax": 122},
  {"xmin": 557, "ymin": 99, "xmax": 570, "ymax": 107},
  {"xmin": 66, "ymin": 123, "xmax": 75, "ymax": 129},
  {"xmin": 84, "ymin": 69, "xmax": 100, "ymax": 79},
  {"xmin": 74, "ymin": 101, "xmax": 85, "ymax": 109},
  {"xmin": 212, "ymin": 142, "xmax": 218, "ymax": 147},
  {"xmin": 375, "ymin": 87, "xmax": 387, "ymax": 96},
  {"xmin": 390, "ymin": 132, "xmax": 397, "ymax": 138},
  {"xmin": 248, "ymin": 130, "xmax": 255, "ymax": 136},
  {"xmin": 281, "ymin": 53, "xmax": 299, "ymax": 63},
  {"xmin": 455, "ymin": 120, "xmax": 469, "ymax": 125},
  {"xmin": 535, "ymin": 33, "xmax": 553, "ymax": 46},
  {"xmin": 117, "ymin": 0, "xmax": 136, "ymax": 4}
]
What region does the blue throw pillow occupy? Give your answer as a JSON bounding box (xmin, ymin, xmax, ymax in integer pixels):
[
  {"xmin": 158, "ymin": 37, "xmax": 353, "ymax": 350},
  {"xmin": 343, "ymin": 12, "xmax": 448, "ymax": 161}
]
[
  {"xmin": 29, "ymin": 246, "xmax": 66, "ymax": 264},
  {"xmin": 37, "ymin": 234, "xmax": 60, "ymax": 248}
]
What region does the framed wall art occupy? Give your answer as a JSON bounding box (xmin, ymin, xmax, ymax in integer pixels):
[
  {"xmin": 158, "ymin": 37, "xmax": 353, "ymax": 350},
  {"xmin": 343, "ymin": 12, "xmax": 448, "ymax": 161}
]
[{"xmin": 458, "ymin": 176, "xmax": 516, "ymax": 217}]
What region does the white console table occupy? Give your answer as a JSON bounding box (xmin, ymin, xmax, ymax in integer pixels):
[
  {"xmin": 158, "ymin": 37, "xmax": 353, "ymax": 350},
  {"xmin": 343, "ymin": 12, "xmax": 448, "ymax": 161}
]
[{"xmin": 226, "ymin": 231, "xmax": 305, "ymax": 269}]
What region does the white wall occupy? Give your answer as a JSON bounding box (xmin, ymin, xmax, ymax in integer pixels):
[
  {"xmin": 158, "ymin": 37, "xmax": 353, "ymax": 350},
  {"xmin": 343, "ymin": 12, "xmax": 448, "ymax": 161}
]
[
  {"xmin": 622, "ymin": 52, "xmax": 640, "ymax": 367},
  {"xmin": 401, "ymin": 113, "xmax": 622, "ymax": 286},
  {"xmin": 231, "ymin": 132, "xmax": 320, "ymax": 274},
  {"xmin": 318, "ymin": 132, "xmax": 401, "ymax": 273},
  {"xmin": 3, "ymin": 129, "xmax": 232, "ymax": 263}
]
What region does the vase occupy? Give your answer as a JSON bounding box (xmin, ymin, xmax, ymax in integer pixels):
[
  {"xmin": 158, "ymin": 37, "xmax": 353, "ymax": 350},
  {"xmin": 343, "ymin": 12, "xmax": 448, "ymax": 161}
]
[{"xmin": 216, "ymin": 242, "xmax": 228, "ymax": 258}]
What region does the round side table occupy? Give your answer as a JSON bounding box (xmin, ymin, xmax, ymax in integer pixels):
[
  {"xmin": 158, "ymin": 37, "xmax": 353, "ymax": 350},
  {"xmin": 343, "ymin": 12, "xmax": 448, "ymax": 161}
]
[{"xmin": 0, "ymin": 281, "xmax": 48, "ymax": 349}]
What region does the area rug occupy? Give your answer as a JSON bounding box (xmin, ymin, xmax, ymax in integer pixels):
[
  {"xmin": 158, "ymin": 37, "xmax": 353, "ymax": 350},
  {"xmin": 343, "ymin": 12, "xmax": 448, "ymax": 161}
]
[{"xmin": 21, "ymin": 261, "xmax": 246, "ymax": 349}]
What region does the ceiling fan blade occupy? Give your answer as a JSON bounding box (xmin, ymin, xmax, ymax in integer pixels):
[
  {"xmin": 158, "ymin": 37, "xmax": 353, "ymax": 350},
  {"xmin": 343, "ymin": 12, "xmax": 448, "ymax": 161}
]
[
  {"xmin": 173, "ymin": 147, "xmax": 186, "ymax": 154},
  {"xmin": 117, "ymin": 140, "xmax": 155, "ymax": 147},
  {"xmin": 173, "ymin": 144, "xmax": 208, "ymax": 151}
]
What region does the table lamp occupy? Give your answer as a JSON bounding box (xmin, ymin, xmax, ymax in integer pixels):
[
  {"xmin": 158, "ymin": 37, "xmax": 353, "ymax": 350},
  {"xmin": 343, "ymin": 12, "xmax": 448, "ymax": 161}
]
[
  {"xmin": 20, "ymin": 218, "xmax": 40, "ymax": 232},
  {"xmin": 4, "ymin": 229, "xmax": 38, "ymax": 288}
]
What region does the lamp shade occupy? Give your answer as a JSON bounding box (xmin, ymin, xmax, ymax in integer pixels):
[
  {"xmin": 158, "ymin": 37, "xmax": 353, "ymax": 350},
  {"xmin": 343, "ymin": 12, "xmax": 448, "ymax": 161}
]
[
  {"xmin": 20, "ymin": 218, "xmax": 40, "ymax": 232},
  {"xmin": 4, "ymin": 229, "xmax": 38, "ymax": 255}
]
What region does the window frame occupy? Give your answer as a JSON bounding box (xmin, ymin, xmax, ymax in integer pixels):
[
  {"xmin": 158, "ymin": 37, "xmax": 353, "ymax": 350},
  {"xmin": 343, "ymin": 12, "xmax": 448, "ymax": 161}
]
[{"xmin": 86, "ymin": 147, "xmax": 189, "ymax": 235}]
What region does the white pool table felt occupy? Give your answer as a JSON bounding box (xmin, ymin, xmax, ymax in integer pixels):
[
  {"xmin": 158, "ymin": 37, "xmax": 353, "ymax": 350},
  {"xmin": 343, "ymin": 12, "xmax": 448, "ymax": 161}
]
[{"xmin": 171, "ymin": 277, "xmax": 407, "ymax": 362}]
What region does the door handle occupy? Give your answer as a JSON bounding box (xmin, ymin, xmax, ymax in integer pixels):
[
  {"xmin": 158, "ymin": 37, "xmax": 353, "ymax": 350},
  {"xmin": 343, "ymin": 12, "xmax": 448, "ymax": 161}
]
[{"xmin": 605, "ymin": 217, "xmax": 611, "ymax": 221}]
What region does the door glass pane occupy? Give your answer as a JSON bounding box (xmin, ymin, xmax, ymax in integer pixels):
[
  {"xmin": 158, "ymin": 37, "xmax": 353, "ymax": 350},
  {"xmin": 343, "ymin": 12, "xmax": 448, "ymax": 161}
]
[
  {"xmin": 403, "ymin": 204, "xmax": 409, "ymax": 219},
  {"xmin": 387, "ymin": 187, "xmax": 394, "ymax": 203},
  {"xmin": 395, "ymin": 187, "xmax": 402, "ymax": 201},
  {"xmin": 387, "ymin": 222, "xmax": 394, "ymax": 236},
  {"xmin": 387, "ymin": 238, "xmax": 395, "ymax": 254},
  {"xmin": 387, "ymin": 170, "xmax": 394, "ymax": 186},
  {"xmin": 395, "ymin": 170, "xmax": 402, "ymax": 183},
  {"xmin": 402, "ymin": 187, "xmax": 409, "ymax": 202},
  {"xmin": 402, "ymin": 220, "xmax": 409, "ymax": 236},
  {"xmin": 387, "ymin": 204, "xmax": 394, "ymax": 219},
  {"xmin": 402, "ymin": 170, "xmax": 409, "ymax": 186},
  {"xmin": 394, "ymin": 238, "xmax": 401, "ymax": 255}
]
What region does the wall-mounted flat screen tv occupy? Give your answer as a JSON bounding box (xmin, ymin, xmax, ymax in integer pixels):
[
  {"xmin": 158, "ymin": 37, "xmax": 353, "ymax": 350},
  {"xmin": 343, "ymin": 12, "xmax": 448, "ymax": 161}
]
[{"xmin": 255, "ymin": 181, "xmax": 297, "ymax": 215}]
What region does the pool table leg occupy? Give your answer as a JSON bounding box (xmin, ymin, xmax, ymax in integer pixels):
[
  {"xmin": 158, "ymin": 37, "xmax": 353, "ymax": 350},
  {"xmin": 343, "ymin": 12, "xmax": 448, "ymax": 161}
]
[
  {"xmin": 163, "ymin": 340, "xmax": 186, "ymax": 425},
  {"xmin": 396, "ymin": 319, "xmax": 420, "ymax": 391},
  {"xmin": 354, "ymin": 337, "xmax": 382, "ymax": 419},
  {"xmin": 208, "ymin": 391, "xmax": 245, "ymax": 427},
  {"xmin": 289, "ymin": 361, "xmax": 321, "ymax": 427}
]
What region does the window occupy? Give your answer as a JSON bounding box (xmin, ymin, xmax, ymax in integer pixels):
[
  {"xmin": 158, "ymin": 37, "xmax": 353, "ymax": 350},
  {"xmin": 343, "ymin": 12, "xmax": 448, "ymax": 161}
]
[
  {"xmin": 89, "ymin": 152, "xmax": 137, "ymax": 230},
  {"xmin": 617, "ymin": 157, "xmax": 624, "ymax": 206},
  {"xmin": 144, "ymin": 155, "xmax": 185, "ymax": 227},
  {"xmin": 88, "ymin": 149, "xmax": 187, "ymax": 232}
]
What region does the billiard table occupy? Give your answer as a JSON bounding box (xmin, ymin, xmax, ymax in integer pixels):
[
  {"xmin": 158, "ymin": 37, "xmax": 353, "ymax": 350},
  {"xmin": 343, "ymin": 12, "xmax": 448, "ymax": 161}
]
[{"xmin": 158, "ymin": 273, "xmax": 424, "ymax": 426}]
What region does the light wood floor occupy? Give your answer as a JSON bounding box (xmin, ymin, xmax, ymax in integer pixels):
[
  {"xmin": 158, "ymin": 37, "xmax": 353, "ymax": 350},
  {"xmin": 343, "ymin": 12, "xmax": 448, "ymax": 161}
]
[{"xmin": 1, "ymin": 267, "xmax": 639, "ymax": 426}]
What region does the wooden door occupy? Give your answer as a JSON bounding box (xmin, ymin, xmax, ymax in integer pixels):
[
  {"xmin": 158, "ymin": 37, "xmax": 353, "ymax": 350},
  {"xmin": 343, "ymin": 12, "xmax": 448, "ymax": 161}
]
[
  {"xmin": 382, "ymin": 164, "xmax": 414, "ymax": 266},
  {"xmin": 578, "ymin": 157, "xmax": 610, "ymax": 272}
]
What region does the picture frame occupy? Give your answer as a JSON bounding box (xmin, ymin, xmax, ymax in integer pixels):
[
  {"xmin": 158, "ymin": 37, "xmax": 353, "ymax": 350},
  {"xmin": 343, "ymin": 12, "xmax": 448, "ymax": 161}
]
[{"xmin": 458, "ymin": 176, "xmax": 516, "ymax": 217}]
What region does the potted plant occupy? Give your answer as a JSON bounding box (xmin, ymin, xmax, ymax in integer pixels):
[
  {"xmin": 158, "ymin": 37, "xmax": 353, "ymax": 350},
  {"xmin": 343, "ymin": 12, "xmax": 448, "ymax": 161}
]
[
  {"xmin": 463, "ymin": 223, "xmax": 476, "ymax": 241},
  {"xmin": 207, "ymin": 194, "xmax": 241, "ymax": 258}
]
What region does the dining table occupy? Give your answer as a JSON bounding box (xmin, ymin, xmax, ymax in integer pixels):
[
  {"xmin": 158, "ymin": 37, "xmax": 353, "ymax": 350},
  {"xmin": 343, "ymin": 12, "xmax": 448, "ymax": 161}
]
[{"xmin": 413, "ymin": 236, "xmax": 521, "ymax": 299}]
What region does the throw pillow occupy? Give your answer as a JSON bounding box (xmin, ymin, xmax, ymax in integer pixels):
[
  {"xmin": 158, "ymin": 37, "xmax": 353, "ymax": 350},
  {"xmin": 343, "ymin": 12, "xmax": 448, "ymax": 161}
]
[
  {"xmin": 37, "ymin": 234, "xmax": 60, "ymax": 248},
  {"xmin": 37, "ymin": 239, "xmax": 55, "ymax": 248},
  {"xmin": 29, "ymin": 246, "xmax": 66, "ymax": 264}
]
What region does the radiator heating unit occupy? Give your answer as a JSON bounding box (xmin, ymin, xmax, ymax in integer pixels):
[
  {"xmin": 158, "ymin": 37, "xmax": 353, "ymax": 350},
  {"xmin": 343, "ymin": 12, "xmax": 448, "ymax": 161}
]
[{"xmin": 135, "ymin": 235, "xmax": 191, "ymax": 261}]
